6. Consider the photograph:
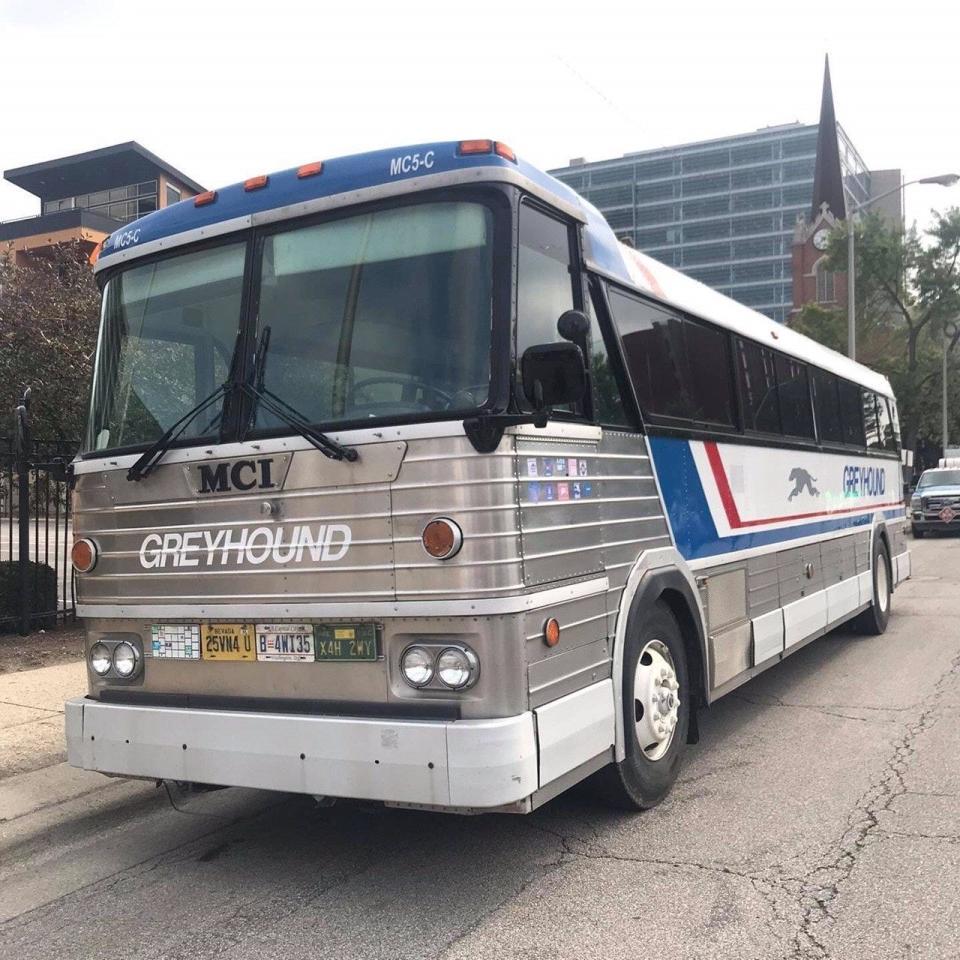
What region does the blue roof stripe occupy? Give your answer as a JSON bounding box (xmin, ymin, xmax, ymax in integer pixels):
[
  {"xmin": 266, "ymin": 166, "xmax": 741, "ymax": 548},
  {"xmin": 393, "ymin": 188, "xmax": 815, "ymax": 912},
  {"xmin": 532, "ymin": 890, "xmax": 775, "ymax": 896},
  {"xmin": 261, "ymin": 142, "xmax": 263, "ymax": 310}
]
[{"xmin": 97, "ymin": 140, "xmax": 596, "ymax": 267}]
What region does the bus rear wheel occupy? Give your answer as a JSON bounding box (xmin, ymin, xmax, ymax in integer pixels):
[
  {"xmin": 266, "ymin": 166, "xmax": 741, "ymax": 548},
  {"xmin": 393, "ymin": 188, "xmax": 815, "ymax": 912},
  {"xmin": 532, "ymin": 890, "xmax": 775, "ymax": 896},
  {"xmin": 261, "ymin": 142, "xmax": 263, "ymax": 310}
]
[
  {"xmin": 853, "ymin": 536, "xmax": 891, "ymax": 636},
  {"xmin": 593, "ymin": 601, "xmax": 690, "ymax": 810}
]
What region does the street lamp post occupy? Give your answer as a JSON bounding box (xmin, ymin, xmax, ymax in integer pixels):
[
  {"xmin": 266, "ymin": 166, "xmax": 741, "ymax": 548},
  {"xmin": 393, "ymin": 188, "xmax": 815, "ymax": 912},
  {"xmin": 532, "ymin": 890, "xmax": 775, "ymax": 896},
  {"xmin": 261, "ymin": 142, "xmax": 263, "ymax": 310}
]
[
  {"xmin": 845, "ymin": 173, "xmax": 959, "ymax": 361},
  {"xmin": 945, "ymin": 320, "xmax": 959, "ymax": 454}
]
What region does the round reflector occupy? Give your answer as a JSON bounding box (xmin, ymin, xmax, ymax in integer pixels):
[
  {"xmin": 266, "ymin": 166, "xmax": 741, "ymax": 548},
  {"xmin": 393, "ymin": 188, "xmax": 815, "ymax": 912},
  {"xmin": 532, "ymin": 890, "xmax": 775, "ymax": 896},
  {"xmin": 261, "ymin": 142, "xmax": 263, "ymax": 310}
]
[
  {"xmin": 71, "ymin": 538, "xmax": 98, "ymax": 573},
  {"xmin": 544, "ymin": 618, "xmax": 561, "ymax": 647},
  {"xmin": 421, "ymin": 518, "xmax": 463, "ymax": 560}
]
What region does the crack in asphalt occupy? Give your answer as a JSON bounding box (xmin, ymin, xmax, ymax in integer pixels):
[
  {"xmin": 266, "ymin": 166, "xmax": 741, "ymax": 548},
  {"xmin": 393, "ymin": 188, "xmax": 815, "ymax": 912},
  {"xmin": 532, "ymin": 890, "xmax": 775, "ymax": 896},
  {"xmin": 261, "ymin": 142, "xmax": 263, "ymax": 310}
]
[
  {"xmin": 731, "ymin": 692, "xmax": 909, "ymax": 724},
  {"xmin": 781, "ymin": 647, "xmax": 960, "ymax": 959}
]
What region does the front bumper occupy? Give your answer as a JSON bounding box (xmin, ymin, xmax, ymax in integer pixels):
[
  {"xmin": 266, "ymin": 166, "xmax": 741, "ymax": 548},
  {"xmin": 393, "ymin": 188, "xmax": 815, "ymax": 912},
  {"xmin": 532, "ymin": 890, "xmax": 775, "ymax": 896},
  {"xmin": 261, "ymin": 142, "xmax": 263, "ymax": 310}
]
[{"xmin": 65, "ymin": 697, "xmax": 538, "ymax": 809}]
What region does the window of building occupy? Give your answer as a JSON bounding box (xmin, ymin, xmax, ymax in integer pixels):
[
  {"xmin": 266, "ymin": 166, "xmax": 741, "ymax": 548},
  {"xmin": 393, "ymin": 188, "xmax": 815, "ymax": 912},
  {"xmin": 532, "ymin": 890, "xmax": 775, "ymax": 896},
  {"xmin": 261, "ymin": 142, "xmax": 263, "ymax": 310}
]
[
  {"xmin": 838, "ymin": 379, "xmax": 866, "ymax": 446},
  {"xmin": 815, "ymin": 262, "xmax": 835, "ymax": 303},
  {"xmin": 516, "ymin": 203, "xmax": 576, "ymax": 410},
  {"xmin": 166, "ymin": 183, "xmax": 182, "ymax": 206},
  {"xmin": 612, "ymin": 290, "xmax": 735, "ymax": 428},
  {"xmin": 811, "ymin": 368, "xmax": 844, "ymax": 444}
]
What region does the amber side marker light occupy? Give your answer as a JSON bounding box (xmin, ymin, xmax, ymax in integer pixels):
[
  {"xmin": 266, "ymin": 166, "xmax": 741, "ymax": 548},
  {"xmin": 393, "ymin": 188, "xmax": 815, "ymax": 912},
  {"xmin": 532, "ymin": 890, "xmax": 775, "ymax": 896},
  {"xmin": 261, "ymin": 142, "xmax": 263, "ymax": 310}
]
[
  {"xmin": 244, "ymin": 175, "xmax": 269, "ymax": 191},
  {"xmin": 421, "ymin": 518, "xmax": 463, "ymax": 560},
  {"xmin": 543, "ymin": 618, "xmax": 561, "ymax": 647},
  {"xmin": 297, "ymin": 161, "xmax": 324, "ymax": 179},
  {"xmin": 457, "ymin": 140, "xmax": 517, "ymax": 163},
  {"xmin": 71, "ymin": 538, "xmax": 98, "ymax": 573},
  {"xmin": 194, "ymin": 190, "xmax": 217, "ymax": 207}
]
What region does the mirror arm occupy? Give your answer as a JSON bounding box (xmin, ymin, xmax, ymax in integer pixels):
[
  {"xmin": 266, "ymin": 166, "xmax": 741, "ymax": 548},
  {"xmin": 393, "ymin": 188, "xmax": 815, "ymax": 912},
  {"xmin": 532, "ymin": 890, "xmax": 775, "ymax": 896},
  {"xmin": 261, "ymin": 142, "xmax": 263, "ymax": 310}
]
[{"xmin": 463, "ymin": 410, "xmax": 550, "ymax": 454}]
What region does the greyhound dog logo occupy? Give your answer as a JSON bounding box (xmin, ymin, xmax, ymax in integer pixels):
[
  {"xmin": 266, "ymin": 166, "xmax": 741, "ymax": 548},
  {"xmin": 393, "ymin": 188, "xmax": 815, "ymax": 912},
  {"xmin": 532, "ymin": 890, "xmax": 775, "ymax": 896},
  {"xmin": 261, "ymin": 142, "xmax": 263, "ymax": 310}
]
[{"xmin": 788, "ymin": 468, "xmax": 820, "ymax": 501}]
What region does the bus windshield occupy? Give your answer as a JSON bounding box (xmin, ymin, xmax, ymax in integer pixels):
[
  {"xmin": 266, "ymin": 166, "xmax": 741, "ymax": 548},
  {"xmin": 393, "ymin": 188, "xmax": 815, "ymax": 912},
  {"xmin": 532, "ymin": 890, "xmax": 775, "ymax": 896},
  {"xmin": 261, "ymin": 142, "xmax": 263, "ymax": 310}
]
[{"xmin": 84, "ymin": 200, "xmax": 495, "ymax": 454}]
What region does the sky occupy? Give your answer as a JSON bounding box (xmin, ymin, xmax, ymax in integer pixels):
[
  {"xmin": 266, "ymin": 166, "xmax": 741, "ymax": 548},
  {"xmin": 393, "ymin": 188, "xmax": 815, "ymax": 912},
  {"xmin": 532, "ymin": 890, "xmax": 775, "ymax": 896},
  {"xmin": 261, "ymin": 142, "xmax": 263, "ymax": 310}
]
[{"xmin": 1, "ymin": 0, "xmax": 958, "ymax": 232}]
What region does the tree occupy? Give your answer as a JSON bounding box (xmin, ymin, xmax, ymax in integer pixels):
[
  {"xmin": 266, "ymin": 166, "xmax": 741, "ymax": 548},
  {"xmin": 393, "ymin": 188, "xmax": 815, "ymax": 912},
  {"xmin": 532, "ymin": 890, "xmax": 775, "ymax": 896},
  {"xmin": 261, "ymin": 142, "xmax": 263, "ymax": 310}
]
[
  {"xmin": 791, "ymin": 208, "xmax": 960, "ymax": 461},
  {"xmin": 0, "ymin": 241, "xmax": 101, "ymax": 443}
]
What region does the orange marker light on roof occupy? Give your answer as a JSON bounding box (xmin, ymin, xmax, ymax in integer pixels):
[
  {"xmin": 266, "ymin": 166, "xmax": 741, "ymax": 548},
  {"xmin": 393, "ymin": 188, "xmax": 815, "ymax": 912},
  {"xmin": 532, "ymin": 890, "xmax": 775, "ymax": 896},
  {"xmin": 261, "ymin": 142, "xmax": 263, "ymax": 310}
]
[
  {"xmin": 458, "ymin": 139, "xmax": 493, "ymax": 156},
  {"xmin": 297, "ymin": 161, "xmax": 324, "ymax": 179},
  {"xmin": 194, "ymin": 190, "xmax": 217, "ymax": 207},
  {"xmin": 494, "ymin": 142, "xmax": 517, "ymax": 162},
  {"xmin": 244, "ymin": 175, "xmax": 269, "ymax": 191}
]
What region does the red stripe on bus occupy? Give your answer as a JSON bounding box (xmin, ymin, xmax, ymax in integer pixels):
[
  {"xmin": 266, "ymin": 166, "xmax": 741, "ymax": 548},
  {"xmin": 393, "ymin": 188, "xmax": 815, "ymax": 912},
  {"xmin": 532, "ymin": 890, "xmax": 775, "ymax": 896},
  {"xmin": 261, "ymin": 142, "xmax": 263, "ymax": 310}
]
[{"xmin": 702, "ymin": 440, "xmax": 905, "ymax": 529}]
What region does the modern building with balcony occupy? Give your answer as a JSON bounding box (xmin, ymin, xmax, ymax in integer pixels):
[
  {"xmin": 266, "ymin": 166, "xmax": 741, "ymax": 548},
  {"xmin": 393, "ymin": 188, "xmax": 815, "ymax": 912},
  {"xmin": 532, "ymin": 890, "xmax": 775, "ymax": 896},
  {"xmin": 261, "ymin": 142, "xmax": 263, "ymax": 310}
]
[
  {"xmin": 1, "ymin": 142, "xmax": 204, "ymax": 265},
  {"xmin": 550, "ymin": 61, "xmax": 899, "ymax": 322}
]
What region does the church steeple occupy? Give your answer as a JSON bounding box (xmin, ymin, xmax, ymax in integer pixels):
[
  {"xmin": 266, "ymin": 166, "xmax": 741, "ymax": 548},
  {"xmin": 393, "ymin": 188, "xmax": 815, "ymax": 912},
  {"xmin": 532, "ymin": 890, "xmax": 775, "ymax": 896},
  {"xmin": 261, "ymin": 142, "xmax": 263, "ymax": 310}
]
[{"xmin": 810, "ymin": 55, "xmax": 846, "ymax": 221}]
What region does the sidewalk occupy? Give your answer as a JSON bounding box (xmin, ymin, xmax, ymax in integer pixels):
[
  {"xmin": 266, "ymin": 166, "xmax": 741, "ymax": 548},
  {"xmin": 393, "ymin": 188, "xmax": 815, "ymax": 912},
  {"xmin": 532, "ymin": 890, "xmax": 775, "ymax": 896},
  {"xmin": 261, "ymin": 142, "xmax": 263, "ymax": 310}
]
[{"xmin": 0, "ymin": 660, "xmax": 86, "ymax": 779}]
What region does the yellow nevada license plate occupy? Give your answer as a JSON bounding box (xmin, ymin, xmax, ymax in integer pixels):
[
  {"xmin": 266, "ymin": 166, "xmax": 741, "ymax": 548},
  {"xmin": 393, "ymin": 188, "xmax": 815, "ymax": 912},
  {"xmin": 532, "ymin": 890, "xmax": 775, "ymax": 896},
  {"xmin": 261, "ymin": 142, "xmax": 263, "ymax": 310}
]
[{"xmin": 201, "ymin": 623, "xmax": 256, "ymax": 661}]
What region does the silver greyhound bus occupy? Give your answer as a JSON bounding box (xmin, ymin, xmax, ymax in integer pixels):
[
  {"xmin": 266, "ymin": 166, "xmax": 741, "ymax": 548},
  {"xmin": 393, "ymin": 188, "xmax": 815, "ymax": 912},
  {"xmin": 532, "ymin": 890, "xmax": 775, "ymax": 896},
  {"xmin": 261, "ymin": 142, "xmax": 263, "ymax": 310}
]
[{"xmin": 66, "ymin": 139, "xmax": 910, "ymax": 812}]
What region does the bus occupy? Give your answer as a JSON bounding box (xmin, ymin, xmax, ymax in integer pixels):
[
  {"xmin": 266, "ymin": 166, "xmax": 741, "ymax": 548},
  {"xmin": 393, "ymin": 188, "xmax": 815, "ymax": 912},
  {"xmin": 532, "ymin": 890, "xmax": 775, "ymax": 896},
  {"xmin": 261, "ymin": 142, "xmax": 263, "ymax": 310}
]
[{"xmin": 65, "ymin": 140, "xmax": 910, "ymax": 813}]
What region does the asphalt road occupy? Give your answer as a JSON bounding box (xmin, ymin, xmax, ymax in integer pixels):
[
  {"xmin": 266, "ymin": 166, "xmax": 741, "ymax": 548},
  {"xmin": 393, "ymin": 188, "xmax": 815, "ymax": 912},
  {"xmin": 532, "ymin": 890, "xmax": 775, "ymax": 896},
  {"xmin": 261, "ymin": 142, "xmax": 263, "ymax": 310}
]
[{"xmin": 1, "ymin": 534, "xmax": 958, "ymax": 960}]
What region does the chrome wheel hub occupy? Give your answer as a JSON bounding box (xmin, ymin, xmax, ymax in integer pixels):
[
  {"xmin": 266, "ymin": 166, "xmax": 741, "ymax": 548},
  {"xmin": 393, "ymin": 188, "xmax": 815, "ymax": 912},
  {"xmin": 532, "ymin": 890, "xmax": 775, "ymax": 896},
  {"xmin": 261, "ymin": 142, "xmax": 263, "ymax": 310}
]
[{"xmin": 633, "ymin": 639, "xmax": 680, "ymax": 762}]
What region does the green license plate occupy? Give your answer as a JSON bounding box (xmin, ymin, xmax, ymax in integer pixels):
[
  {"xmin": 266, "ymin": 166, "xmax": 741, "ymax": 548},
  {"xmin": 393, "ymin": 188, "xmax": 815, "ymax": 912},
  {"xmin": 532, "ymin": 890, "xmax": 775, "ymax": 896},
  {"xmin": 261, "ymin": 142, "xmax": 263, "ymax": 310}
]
[{"xmin": 313, "ymin": 623, "xmax": 378, "ymax": 661}]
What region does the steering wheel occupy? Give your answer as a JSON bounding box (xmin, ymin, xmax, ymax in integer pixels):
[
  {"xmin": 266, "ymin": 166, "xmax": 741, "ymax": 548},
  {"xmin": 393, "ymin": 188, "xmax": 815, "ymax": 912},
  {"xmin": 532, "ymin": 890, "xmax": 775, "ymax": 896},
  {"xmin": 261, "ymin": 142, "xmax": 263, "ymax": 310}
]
[{"xmin": 349, "ymin": 376, "xmax": 453, "ymax": 411}]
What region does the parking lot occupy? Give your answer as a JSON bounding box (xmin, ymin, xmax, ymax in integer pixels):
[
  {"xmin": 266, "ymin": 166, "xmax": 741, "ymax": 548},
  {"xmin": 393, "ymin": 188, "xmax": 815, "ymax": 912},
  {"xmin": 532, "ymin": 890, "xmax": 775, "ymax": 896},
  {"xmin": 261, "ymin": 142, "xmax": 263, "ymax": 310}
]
[{"xmin": 1, "ymin": 533, "xmax": 958, "ymax": 960}]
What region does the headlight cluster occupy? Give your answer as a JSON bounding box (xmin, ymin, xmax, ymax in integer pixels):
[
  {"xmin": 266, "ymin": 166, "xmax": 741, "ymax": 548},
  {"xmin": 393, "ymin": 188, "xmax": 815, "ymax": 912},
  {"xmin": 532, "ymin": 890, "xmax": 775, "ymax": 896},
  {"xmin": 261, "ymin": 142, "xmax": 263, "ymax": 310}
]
[
  {"xmin": 89, "ymin": 639, "xmax": 142, "ymax": 679},
  {"xmin": 400, "ymin": 644, "xmax": 479, "ymax": 691}
]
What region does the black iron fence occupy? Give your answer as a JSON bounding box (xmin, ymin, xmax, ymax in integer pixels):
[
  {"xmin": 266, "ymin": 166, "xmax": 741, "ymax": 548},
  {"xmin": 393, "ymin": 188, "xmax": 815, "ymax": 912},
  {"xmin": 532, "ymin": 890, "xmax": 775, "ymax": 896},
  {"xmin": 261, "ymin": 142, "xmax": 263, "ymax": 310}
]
[{"xmin": 1, "ymin": 391, "xmax": 78, "ymax": 634}]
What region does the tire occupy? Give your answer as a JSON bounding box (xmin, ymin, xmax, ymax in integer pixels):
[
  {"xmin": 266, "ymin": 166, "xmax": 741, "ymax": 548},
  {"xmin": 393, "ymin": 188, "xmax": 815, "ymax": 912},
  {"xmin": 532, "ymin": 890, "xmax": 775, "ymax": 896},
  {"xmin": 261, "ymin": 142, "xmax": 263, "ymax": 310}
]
[
  {"xmin": 912, "ymin": 527, "xmax": 924, "ymax": 539},
  {"xmin": 592, "ymin": 601, "xmax": 690, "ymax": 810},
  {"xmin": 853, "ymin": 535, "xmax": 892, "ymax": 635}
]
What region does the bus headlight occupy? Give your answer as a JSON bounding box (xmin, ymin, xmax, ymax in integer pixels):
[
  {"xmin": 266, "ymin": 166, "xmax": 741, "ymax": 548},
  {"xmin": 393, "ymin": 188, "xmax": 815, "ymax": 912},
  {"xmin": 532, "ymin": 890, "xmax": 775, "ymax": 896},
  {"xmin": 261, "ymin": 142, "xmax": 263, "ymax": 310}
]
[
  {"xmin": 400, "ymin": 646, "xmax": 435, "ymax": 687},
  {"xmin": 90, "ymin": 642, "xmax": 112, "ymax": 676},
  {"xmin": 436, "ymin": 646, "xmax": 479, "ymax": 690},
  {"xmin": 112, "ymin": 641, "xmax": 140, "ymax": 678}
]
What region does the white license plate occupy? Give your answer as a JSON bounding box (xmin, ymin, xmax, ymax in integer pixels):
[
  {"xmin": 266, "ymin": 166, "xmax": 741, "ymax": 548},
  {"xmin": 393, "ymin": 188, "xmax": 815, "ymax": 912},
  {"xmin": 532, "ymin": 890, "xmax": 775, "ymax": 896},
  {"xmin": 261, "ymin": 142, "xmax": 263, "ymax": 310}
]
[
  {"xmin": 255, "ymin": 623, "xmax": 315, "ymax": 662},
  {"xmin": 150, "ymin": 623, "xmax": 201, "ymax": 659}
]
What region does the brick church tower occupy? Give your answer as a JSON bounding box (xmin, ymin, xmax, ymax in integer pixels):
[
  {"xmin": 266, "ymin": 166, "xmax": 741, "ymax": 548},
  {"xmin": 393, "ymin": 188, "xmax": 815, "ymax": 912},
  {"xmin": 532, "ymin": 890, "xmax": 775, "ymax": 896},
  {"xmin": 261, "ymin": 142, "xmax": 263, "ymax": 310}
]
[{"xmin": 790, "ymin": 57, "xmax": 849, "ymax": 316}]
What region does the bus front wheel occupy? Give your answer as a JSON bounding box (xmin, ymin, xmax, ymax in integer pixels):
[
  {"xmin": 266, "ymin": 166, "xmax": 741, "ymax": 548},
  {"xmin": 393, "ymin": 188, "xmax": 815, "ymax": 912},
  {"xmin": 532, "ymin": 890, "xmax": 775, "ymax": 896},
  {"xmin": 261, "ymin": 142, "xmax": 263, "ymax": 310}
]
[{"xmin": 593, "ymin": 601, "xmax": 690, "ymax": 810}]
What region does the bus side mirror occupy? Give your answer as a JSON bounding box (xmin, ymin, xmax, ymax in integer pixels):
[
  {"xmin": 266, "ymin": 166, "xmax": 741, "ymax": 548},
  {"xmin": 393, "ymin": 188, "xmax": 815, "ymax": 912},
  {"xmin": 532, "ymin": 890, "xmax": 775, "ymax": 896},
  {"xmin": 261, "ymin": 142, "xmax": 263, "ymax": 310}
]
[
  {"xmin": 521, "ymin": 341, "xmax": 586, "ymax": 412},
  {"xmin": 557, "ymin": 309, "xmax": 590, "ymax": 343}
]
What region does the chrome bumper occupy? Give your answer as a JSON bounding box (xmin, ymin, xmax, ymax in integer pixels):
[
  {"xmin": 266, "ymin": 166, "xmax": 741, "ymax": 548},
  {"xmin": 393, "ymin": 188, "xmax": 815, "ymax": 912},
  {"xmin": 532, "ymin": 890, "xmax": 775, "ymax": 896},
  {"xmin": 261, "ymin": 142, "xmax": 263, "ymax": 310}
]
[{"xmin": 65, "ymin": 698, "xmax": 538, "ymax": 809}]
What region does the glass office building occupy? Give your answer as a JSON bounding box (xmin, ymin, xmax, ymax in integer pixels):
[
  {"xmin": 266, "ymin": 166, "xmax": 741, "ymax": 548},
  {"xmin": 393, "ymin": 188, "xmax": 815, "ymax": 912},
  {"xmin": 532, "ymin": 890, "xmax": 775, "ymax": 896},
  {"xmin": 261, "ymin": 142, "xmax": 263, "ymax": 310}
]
[{"xmin": 550, "ymin": 123, "xmax": 871, "ymax": 322}]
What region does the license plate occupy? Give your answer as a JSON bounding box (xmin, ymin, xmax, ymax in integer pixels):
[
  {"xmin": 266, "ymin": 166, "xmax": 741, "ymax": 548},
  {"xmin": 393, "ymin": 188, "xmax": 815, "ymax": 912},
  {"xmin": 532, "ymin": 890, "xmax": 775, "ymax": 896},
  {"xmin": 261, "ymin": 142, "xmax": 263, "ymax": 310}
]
[
  {"xmin": 255, "ymin": 623, "xmax": 315, "ymax": 662},
  {"xmin": 150, "ymin": 624, "xmax": 201, "ymax": 659},
  {"xmin": 314, "ymin": 623, "xmax": 378, "ymax": 661},
  {"xmin": 940, "ymin": 506, "xmax": 956, "ymax": 523},
  {"xmin": 201, "ymin": 623, "xmax": 256, "ymax": 661}
]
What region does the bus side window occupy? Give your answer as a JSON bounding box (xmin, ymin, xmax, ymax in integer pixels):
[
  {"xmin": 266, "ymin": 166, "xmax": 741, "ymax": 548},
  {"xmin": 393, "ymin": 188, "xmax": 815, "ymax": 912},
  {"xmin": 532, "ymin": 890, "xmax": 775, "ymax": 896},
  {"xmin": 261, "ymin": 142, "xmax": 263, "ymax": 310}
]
[
  {"xmin": 811, "ymin": 368, "xmax": 844, "ymax": 444},
  {"xmin": 838, "ymin": 379, "xmax": 866, "ymax": 447},
  {"xmin": 610, "ymin": 289, "xmax": 734, "ymax": 428},
  {"xmin": 586, "ymin": 288, "xmax": 631, "ymax": 428},
  {"xmin": 736, "ymin": 337, "xmax": 780, "ymax": 434},
  {"xmin": 885, "ymin": 397, "xmax": 901, "ymax": 451},
  {"xmin": 516, "ymin": 202, "xmax": 576, "ymax": 411},
  {"xmin": 863, "ymin": 391, "xmax": 883, "ymax": 449},
  {"xmin": 774, "ymin": 355, "xmax": 815, "ymax": 439}
]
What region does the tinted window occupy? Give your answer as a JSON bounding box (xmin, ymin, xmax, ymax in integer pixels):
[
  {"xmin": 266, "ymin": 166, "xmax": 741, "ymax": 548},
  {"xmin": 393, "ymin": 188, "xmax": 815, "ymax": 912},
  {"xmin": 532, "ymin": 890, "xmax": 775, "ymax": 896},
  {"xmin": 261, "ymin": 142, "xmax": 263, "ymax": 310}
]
[
  {"xmin": 612, "ymin": 290, "xmax": 734, "ymax": 427},
  {"xmin": 516, "ymin": 204, "xmax": 575, "ymax": 409},
  {"xmin": 775, "ymin": 355, "xmax": 814, "ymax": 438},
  {"xmin": 839, "ymin": 379, "xmax": 866, "ymax": 447},
  {"xmin": 736, "ymin": 338, "xmax": 780, "ymax": 434},
  {"xmin": 811, "ymin": 368, "xmax": 844, "ymax": 444},
  {"xmin": 864, "ymin": 392, "xmax": 882, "ymax": 449},
  {"xmin": 886, "ymin": 398, "xmax": 901, "ymax": 450},
  {"xmin": 877, "ymin": 396, "xmax": 898, "ymax": 451},
  {"xmin": 587, "ymin": 291, "xmax": 630, "ymax": 427}
]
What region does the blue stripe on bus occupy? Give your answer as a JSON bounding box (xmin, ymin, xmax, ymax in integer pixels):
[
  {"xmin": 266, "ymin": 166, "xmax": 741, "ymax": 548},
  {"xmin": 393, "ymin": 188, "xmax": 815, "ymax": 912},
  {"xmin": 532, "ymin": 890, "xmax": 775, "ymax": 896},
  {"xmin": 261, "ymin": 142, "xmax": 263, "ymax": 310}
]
[{"xmin": 648, "ymin": 436, "xmax": 905, "ymax": 561}]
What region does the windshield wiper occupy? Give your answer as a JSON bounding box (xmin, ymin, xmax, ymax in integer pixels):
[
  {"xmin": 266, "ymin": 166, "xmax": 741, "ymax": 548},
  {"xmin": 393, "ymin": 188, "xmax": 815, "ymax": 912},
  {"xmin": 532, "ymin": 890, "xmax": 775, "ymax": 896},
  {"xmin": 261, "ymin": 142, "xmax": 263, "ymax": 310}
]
[
  {"xmin": 127, "ymin": 383, "xmax": 230, "ymax": 482},
  {"xmin": 244, "ymin": 326, "xmax": 358, "ymax": 462}
]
